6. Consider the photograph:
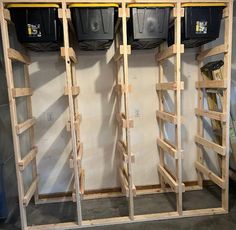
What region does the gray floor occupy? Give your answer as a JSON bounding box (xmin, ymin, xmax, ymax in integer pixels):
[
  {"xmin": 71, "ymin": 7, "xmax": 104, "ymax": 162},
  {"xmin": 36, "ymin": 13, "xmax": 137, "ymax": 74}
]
[{"xmin": 1, "ymin": 182, "xmax": 236, "ymax": 230}]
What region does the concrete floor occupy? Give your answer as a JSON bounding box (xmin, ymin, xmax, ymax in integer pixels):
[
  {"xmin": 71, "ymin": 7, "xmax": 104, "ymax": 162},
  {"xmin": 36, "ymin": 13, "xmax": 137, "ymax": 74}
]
[{"xmin": 1, "ymin": 182, "xmax": 236, "ymax": 230}]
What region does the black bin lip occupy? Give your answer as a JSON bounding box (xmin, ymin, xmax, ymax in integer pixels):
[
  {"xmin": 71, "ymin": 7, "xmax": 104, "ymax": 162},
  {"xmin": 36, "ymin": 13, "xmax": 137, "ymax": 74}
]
[
  {"xmin": 127, "ymin": 3, "xmax": 174, "ymax": 9},
  {"xmin": 68, "ymin": 3, "xmax": 119, "ymax": 9},
  {"xmin": 7, "ymin": 3, "xmax": 60, "ymax": 9}
]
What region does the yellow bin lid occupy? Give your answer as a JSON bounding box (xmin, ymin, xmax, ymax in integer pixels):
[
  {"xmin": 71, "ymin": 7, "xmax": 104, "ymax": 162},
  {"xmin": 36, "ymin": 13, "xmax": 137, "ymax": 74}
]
[
  {"xmin": 7, "ymin": 4, "xmax": 60, "ymax": 8},
  {"xmin": 128, "ymin": 4, "xmax": 174, "ymax": 8},
  {"xmin": 182, "ymin": 3, "xmax": 226, "ymax": 7},
  {"xmin": 69, "ymin": 3, "xmax": 119, "ymax": 8}
]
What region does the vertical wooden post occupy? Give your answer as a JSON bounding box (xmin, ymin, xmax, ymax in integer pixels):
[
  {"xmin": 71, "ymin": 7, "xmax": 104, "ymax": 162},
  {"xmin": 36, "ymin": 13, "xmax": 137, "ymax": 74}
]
[
  {"xmin": 222, "ymin": 1, "xmax": 233, "ymax": 212},
  {"xmin": 121, "ymin": 0, "xmax": 134, "ymax": 220},
  {"xmin": 0, "ymin": 3, "xmax": 28, "ymax": 230},
  {"xmin": 61, "ymin": 0, "xmax": 82, "ymax": 225},
  {"xmin": 175, "ymin": 2, "xmax": 183, "ymax": 215}
]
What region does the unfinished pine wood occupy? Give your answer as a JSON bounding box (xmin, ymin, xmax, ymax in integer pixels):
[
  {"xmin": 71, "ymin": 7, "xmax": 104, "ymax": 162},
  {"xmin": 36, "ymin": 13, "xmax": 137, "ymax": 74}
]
[
  {"xmin": 23, "ymin": 177, "xmax": 39, "ymax": 206},
  {"xmin": 197, "ymin": 44, "xmax": 228, "ymax": 61},
  {"xmin": 61, "ymin": 1, "xmax": 82, "ymax": 225},
  {"xmin": 64, "ymin": 86, "xmax": 80, "ymax": 96},
  {"xmin": 156, "ymin": 82, "xmax": 184, "ymax": 91},
  {"xmin": 156, "ymin": 44, "xmax": 184, "ymax": 62},
  {"xmin": 156, "ymin": 110, "xmax": 179, "ymax": 124},
  {"xmin": 195, "ymin": 162, "xmax": 225, "ymax": 189},
  {"xmin": 116, "ymin": 113, "xmax": 134, "ymax": 128},
  {"xmin": 195, "ymin": 135, "xmax": 226, "ymax": 156},
  {"xmin": 18, "ymin": 147, "xmax": 38, "ymax": 171},
  {"xmin": 61, "ymin": 47, "xmax": 77, "ymax": 63},
  {"xmin": 196, "ymin": 80, "xmax": 227, "ymax": 89},
  {"xmin": 12, "ymin": 88, "xmax": 32, "ymax": 98},
  {"xmin": 8, "ymin": 48, "xmax": 31, "ymax": 64},
  {"xmin": 16, "ymin": 118, "xmax": 36, "ymax": 135},
  {"xmin": 156, "ymin": 138, "xmax": 178, "ymax": 159},
  {"xmin": 195, "ymin": 108, "xmax": 227, "ymax": 122}
]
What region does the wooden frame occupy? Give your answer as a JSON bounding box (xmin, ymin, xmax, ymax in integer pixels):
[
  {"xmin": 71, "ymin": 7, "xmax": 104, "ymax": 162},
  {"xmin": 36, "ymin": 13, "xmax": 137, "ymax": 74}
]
[{"xmin": 0, "ymin": 0, "xmax": 233, "ymax": 229}]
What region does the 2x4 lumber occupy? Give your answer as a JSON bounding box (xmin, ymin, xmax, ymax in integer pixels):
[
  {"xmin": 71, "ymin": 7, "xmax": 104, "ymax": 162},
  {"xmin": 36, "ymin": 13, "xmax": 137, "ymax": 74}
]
[
  {"xmin": 16, "ymin": 118, "xmax": 36, "ymax": 135},
  {"xmin": 196, "ymin": 80, "xmax": 227, "ymax": 89},
  {"xmin": 195, "ymin": 108, "xmax": 226, "ymax": 122},
  {"xmin": 64, "ymin": 86, "xmax": 80, "ymax": 96},
  {"xmin": 12, "ymin": 88, "xmax": 32, "ymax": 98},
  {"xmin": 197, "ymin": 44, "xmax": 228, "ymax": 61},
  {"xmin": 61, "ymin": 1, "xmax": 82, "ymax": 224},
  {"xmin": 117, "ymin": 141, "xmax": 135, "ymax": 163},
  {"xmin": 156, "ymin": 82, "xmax": 184, "ymax": 91},
  {"xmin": 119, "ymin": 168, "xmax": 128, "ymax": 197},
  {"xmin": 116, "ymin": 113, "xmax": 133, "ymax": 128},
  {"xmin": 156, "ymin": 44, "xmax": 184, "ymax": 62},
  {"xmin": 18, "ymin": 147, "xmax": 38, "ymax": 171},
  {"xmin": 156, "ymin": 111, "xmax": 179, "ymax": 124},
  {"xmin": 195, "ymin": 162, "xmax": 225, "ymax": 189},
  {"xmin": 114, "ymin": 45, "xmax": 131, "ymax": 62},
  {"xmin": 195, "ymin": 135, "xmax": 226, "ymax": 156},
  {"xmin": 8, "ymin": 48, "xmax": 31, "ymax": 65},
  {"xmin": 61, "ymin": 47, "xmax": 77, "ymax": 63},
  {"xmin": 157, "ymin": 165, "xmax": 185, "ymax": 193},
  {"xmin": 156, "ymin": 138, "xmax": 177, "ymax": 159},
  {"xmin": 116, "ymin": 84, "xmax": 132, "ymax": 94},
  {"xmin": 23, "ymin": 177, "xmax": 39, "ymax": 207}
]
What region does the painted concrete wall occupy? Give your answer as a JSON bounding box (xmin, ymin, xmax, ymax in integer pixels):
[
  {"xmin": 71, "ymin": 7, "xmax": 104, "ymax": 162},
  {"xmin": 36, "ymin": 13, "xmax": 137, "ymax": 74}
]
[{"xmin": 21, "ymin": 16, "xmax": 235, "ymax": 195}]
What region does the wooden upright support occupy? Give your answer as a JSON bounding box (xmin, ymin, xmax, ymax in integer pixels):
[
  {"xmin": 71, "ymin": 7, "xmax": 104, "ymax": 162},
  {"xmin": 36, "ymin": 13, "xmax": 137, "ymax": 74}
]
[
  {"xmin": 0, "ymin": 5, "xmax": 38, "ymax": 230},
  {"xmin": 155, "ymin": 3, "xmax": 184, "ymax": 215}
]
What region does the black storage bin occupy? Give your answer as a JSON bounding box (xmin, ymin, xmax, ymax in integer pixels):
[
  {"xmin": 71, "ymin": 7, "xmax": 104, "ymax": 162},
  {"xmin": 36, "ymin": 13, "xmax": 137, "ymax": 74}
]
[
  {"xmin": 168, "ymin": 3, "xmax": 225, "ymax": 48},
  {"xmin": 69, "ymin": 4, "xmax": 118, "ymax": 51},
  {"xmin": 7, "ymin": 4, "xmax": 63, "ymax": 51},
  {"xmin": 127, "ymin": 4, "xmax": 173, "ymax": 50}
]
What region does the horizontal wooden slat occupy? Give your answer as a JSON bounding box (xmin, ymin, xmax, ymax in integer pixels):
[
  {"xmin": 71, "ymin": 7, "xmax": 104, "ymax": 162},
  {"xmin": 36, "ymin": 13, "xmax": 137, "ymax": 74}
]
[
  {"xmin": 195, "ymin": 135, "xmax": 226, "ymax": 156},
  {"xmin": 156, "ymin": 44, "xmax": 184, "ymax": 62},
  {"xmin": 156, "ymin": 138, "xmax": 177, "ymax": 158},
  {"xmin": 195, "ymin": 108, "xmax": 226, "ymax": 122},
  {"xmin": 18, "ymin": 147, "xmax": 38, "ymax": 171},
  {"xmin": 23, "ymin": 177, "xmax": 39, "ymax": 206},
  {"xmin": 197, "ymin": 44, "xmax": 228, "ymax": 61},
  {"xmin": 116, "ymin": 113, "xmax": 133, "ymax": 128},
  {"xmin": 61, "ymin": 47, "xmax": 77, "ymax": 63},
  {"xmin": 195, "ymin": 162, "xmax": 225, "ymax": 189},
  {"xmin": 114, "ymin": 45, "xmax": 131, "ymax": 62},
  {"xmin": 158, "ymin": 165, "xmax": 185, "ymax": 193},
  {"xmin": 117, "ymin": 141, "xmax": 135, "ymax": 163},
  {"xmin": 196, "ymin": 80, "xmax": 227, "ymax": 89},
  {"xmin": 156, "ymin": 111, "xmax": 179, "ymax": 124},
  {"xmin": 8, "ymin": 48, "xmax": 31, "ymax": 65},
  {"xmin": 156, "ymin": 82, "xmax": 184, "ymax": 91},
  {"xmin": 12, "ymin": 88, "xmax": 32, "ymax": 98},
  {"xmin": 116, "ymin": 84, "xmax": 132, "ymax": 94},
  {"xmin": 119, "ymin": 168, "xmax": 129, "ymax": 197},
  {"xmin": 64, "ymin": 86, "xmax": 80, "ymax": 96},
  {"xmin": 16, "ymin": 118, "xmax": 36, "ymax": 135}
]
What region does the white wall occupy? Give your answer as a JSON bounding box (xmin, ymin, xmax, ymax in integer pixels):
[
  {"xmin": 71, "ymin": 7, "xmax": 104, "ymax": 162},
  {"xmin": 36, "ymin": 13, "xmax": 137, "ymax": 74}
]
[{"xmin": 28, "ymin": 17, "xmax": 236, "ymax": 195}]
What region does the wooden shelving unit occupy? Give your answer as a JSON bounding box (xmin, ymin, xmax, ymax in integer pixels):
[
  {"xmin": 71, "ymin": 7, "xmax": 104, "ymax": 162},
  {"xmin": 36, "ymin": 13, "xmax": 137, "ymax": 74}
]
[{"xmin": 0, "ymin": 0, "xmax": 233, "ymax": 229}]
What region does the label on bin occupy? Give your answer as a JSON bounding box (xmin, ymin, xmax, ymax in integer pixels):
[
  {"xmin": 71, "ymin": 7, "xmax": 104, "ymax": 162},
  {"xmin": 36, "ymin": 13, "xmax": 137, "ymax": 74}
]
[
  {"xmin": 27, "ymin": 24, "xmax": 42, "ymax": 37},
  {"xmin": 195, "ymin": 21, "xmax": 208, "ymax": 35}
]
